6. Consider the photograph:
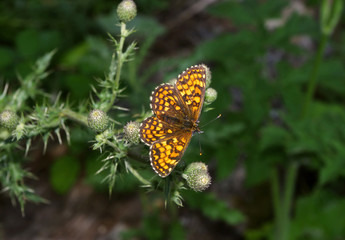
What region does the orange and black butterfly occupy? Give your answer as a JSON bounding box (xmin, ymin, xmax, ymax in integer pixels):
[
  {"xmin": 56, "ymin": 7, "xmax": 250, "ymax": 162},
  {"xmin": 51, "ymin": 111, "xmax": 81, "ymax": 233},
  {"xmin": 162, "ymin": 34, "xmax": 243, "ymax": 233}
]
[{"xmin": 140, "ymin": 64, "xmax": 207, "ymax": 177}]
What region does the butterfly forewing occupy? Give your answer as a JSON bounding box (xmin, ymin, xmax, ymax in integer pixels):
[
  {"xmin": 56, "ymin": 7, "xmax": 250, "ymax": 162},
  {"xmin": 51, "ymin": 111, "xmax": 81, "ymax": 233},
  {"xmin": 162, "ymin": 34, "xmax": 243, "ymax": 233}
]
[
  {"xmin": 150, "ymin": 84, "xmax": 188, "ymax": 119},
  {"xmin": 176, "ymin": 65, "xmax": 206, "ymax": 121}
]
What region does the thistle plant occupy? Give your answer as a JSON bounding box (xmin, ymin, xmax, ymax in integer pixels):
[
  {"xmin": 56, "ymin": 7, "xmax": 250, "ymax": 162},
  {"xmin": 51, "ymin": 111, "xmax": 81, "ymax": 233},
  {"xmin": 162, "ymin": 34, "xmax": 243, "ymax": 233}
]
[{"xmin": 0, "ymin": 0, "xmax": 218, "ymax": 214}]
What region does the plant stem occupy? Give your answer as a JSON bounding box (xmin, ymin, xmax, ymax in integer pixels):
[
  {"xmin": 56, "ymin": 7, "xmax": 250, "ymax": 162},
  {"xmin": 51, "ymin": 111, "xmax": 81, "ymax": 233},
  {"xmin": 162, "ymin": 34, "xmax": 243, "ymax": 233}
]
[
  {"xmin": 272, "ymin": 164, "xmax": 298, "ymax": 240},
  {"xmin": 115, "ymin": 22, "xmax": 126, "ymax": 90},
  {"xmin": 281, "ymin": 163, "xmax": 298, "ymax": 237},
  {"xmin": 301, "ymin": 33, "xmax": 328, "ymax": 118},
  {"xmin": 271, "ymin": 169, "xmax": 281, "ymax": 236},
  {"xmin": 272, "ymin": 33, "xmax": 328, "ymax": 240},
  {"xmin": 105, "ymin": 139, "xmax": 121, "ymax": 153},
  {"xmin": 104, "ymin": 22, "xmax": 127, "ymax": 113},
  {"xmin": 60, "ymin": 108, "xmax": 88, "ymax": 126}
]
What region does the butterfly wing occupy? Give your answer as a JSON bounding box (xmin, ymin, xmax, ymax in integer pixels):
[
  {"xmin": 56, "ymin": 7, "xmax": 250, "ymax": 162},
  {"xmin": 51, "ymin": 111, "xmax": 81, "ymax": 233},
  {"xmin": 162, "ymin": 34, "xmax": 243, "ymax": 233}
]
[
  {"xmin": 150, "ymin": 132, "xmax": 192, "ymax": 177},
  {"xmin": 140, "ymin": 116, "xmax": 193, "ymax": 177},
  {"xmin": 175, "ymin": 65, "xmax": 206, "ymax": 121},
  {"xmin": 150, "ymin": 84, "xmax": 189, "ymax": 119},
  {"xmin": 140, "ymin": 116, "xmax": 180, "ymax": 145}
]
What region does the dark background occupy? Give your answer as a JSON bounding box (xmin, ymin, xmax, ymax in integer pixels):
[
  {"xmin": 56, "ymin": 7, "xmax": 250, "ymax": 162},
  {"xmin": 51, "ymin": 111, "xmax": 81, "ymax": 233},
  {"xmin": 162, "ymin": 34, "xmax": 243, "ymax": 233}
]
[{"xmin": 1, "ymin": 0, "xmax": 345, "ymax": 239}]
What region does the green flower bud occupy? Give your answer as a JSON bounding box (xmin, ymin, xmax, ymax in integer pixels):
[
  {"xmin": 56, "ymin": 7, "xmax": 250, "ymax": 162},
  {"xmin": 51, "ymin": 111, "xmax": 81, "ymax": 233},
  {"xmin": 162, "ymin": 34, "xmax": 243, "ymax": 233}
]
[
  {"xmin": 205, "ymin": 88, "xmax": 217, "ymax": 105},
  {"xmin": 321, "ymin": 0, "xmax": 343, "ymax": 36},
  {"xmin": 201, "ymin": 64, "xmax": 212, "ymax": 88},
  {"xmin": 88, "ymin": 109, "xmax": 109, "ymax": 133},
  {"xmin": 0, "ymin": 110, "xmax": 19, "ymax": 130},
  {"xmin": 184, "ymin": 162, "xmax": 208, "ymax": 174},
  {"xmin": 124, "ymin": 121, "xmax": 140, "ymax": 144},
  {"xmin": 184, "ymin": 168, "xmax": 211, "ymax": 192},
  {"xmin": 117, "ymin": 0, "xmax": 137, "ymax": 23}
]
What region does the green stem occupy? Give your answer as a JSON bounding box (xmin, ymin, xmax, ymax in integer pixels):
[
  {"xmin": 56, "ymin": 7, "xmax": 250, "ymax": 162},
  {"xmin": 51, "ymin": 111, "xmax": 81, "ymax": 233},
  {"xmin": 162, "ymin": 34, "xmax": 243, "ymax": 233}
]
[
  {"xmin": 273, "ymin": 164, "xmax": 298, "ymax": 240},
  {"xmin": 104, "ymin": 22, "xmax": 127, "ymax": 112},
  {"xmin": 115, "ymin": 22, "xmax": 126, "ymax": 90},
  {"xmin": 272, "ymin": 33, "xmax": 328, "ymax": 240},
  {"xmin": 60, "ymin": 108, "xmax": 88, "ymax": 126},
  {"xmin": 281, "ymin": 163, "xmax": 298, "ymax": 235},
  {"xmin": 301, "ymin": 33, "xmax": 328, "ymax": 118},
  {"xmin": 271, "ymin": 169, "xmax": 281, "ymax": 236},
  {"xmin": 105, "ymin": 139, "xmax": 121, "ymax": 152}
]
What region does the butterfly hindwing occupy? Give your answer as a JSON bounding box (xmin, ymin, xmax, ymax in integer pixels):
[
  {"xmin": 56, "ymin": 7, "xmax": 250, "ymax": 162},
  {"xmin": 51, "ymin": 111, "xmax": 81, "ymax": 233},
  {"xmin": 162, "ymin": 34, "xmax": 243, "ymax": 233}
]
[
  {"xmin": 150, "ymin": 132, "xmax": 192, "ymax": 177},
  {"xmin": 140, "ymin": 116, "xmax": 178, "ymax": 145}
]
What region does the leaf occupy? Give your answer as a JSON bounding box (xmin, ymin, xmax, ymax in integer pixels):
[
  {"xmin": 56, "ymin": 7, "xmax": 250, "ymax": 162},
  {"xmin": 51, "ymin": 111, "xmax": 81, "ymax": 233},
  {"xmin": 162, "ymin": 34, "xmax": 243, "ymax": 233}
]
[
  {"xmin": 0, "ymin": 47, "xmax": 15, "ymax": 68},
  {"xmin": 259, "ymin": 125, "xmax": 290, "ymax": 152},
  {"xmin": 208, "ymin": 0, "xmax": 286, "ymax": 26},
  {"xmin": 205, "ymin": 122, "xmax": 245, "ymax": 145},
  {"xmin": 169, "ymin": 220, "xmax": 186, "ymax": 240},
  {"xmin": 215, "ymin": 143, "xmax": 240, "ymax": 180},
  {"xmin": 319, "ymin": 142, "xmax": 345, "ymax": 185},
  {"xmin": 15, "ymin": 29, "xmax": 40, "ymax": 58},
  {"xmin": 317, "ymin": 60, "xmax": 345, "ymax": 98},
  {"xmin": 50, "ymin": 156, "xmax": 80, "ymax": 194},
  {"xmin": 208, "ymin": 1, "xmax": 258, "ymax": 25},
  {"xmin": 290, "ymin": 190, "xmax": 345, "ymax": 239},
  {"xmin": 245, "ymin": 152, "xmax": 273, "ymax": 186},
  {"xmin": 184, "ymin": 191, "xmax": 245, "ymax": 225},
  {"xmin": 60, "ymin": 42, "xmax": 89, "ymax": 67}
]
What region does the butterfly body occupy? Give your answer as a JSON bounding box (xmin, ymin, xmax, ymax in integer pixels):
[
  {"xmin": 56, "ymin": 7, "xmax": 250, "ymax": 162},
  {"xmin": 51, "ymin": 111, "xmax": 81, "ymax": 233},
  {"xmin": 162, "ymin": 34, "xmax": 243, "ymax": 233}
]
[{"xmin": 140, "ymin": 65, "xmax": 207, "ymax": 177}]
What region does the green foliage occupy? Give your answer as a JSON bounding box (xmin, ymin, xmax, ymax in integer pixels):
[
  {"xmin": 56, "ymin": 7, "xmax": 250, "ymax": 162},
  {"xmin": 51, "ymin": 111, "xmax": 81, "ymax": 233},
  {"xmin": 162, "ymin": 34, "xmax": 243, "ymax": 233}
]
[
  {"xmin": 175, "ymin": 0, "xmax": 344, "ymax": 239},
  {"xmin": 290, "ymin": 190, "xmax": 345, "ymax": 239},
  {"xmin": 1, "ymin": 0, "xmax": 345, "ymax": 239},
  {"xmin": 122, "ymin": 212, "xmax": 186, "ymax": 240},
  {"xmin": 0, "ymin": 153, "xmax": 47, "ymax": 215},
  {"xmin": 50, "ymin": 156, "xmax": 80, "ymax": 194},
  {"xmin": 184, "ymin": 191, "xmax": 245, "ymax": 225}
]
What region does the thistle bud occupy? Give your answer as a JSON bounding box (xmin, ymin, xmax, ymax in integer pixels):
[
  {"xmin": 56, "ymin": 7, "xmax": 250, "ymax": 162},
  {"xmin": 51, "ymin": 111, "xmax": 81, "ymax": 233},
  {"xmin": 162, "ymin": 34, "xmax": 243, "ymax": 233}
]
[
  {"xmin": 184, "ymin": 162, "xmax": 208, "ymax": 174},
  {"xmin": 124, "ymin": 121, "xmax": 140, "ymax": 144},
  {"xmin": 117, "ymin": 0, "xmax": 137, "ymax": 23},
  {"xmin": 205, "ymin": 88, "xmax": 217, "ymax": 105},
  {"xmin": 0, "ymin": 110, "xmax": 19, "ymax": 130},
  {"xmin": 183, "ymin": 168, "xmax": 211, "ymax": 192},
  {"xmin": 88, "ymin": 109, "xmax": 109, "ymax": 133}
]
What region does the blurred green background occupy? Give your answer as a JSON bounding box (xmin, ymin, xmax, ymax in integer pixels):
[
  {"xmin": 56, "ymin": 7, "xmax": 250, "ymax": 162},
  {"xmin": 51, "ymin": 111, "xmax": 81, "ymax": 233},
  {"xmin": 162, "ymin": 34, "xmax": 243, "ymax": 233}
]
[{"xmin": 1, "ymin": 0, "xmax": 345, "ymax": 239}]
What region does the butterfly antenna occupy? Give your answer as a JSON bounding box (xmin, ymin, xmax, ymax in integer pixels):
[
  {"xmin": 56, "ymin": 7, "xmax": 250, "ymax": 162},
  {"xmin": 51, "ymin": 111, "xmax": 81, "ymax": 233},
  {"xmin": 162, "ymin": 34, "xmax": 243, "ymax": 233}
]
[
  {"xmin": 198, "ymin": 133, "xmax": 202, "ymax": 156},
  {"xmin": 201, "ymin": 114, "xmax": 222, "ymax": 128}
]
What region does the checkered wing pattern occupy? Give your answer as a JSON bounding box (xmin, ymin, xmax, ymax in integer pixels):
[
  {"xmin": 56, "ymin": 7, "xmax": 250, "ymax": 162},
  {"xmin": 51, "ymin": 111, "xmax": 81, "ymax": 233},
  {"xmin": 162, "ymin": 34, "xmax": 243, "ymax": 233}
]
[
  {"xmin": 140, "ymin": 64, "xmax": 207, "ymax": 177},
  {"xmin": 140, "ymin": 116, "xmax": 179, "ymax": 145},
  {"xmin": 150, "ymin": 133, "xmax": 192, "ymax": 177},
  {"xmin": 150, "ymin": 84, "xmax": 187, "ymax": 119},
  {"xmin": 176, "ymin": 65, "xmax": 206, "ymax": 120}
]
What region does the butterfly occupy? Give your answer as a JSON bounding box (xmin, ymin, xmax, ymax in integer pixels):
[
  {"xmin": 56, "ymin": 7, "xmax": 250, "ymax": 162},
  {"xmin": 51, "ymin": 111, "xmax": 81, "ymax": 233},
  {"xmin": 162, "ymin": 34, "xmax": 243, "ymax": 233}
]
[{"xmin": 139, "ymin": 64, "xmax": 207, "ymax": 177}]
